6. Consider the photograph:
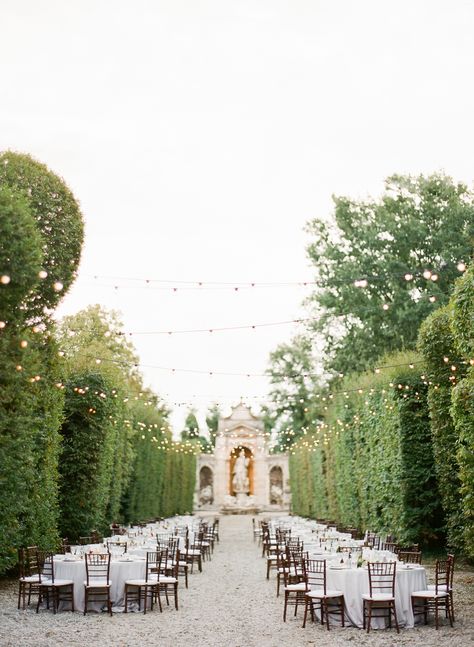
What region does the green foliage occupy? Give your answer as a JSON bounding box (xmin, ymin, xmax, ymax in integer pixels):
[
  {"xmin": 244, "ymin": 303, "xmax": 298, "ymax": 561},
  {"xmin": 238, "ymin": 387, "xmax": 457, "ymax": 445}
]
[
  {"xmin": 0, "ymin": 328, "xmax": 64, "ymax": 572},
  {"xmin": 450, "ymin": 266, "xmax": 474, "ymax": 558},
  {"xmin": 206, "ymin": 404, "xmax": 221, "ymax": 447},
  {"xmin": 451, "ymin": 375, "xmax": 474, "ymax": 557},
  {"xmin": 290, "ymin": 353, "xmax": 443, "ymax": 545},
  {"xmin": 306, "ymin": 173, "xmax": 474, "ymax": 375},
  {"xmin": 418, "ymin": 306, "xmax": 466, "ymax": 552},
  {"xmin": 0, "ymin": 187, "xmax": 43, "ymax": 323},
  {"xmin": 56, "ymin": 305, "xmax": 141, "ymax": 388},
  {"xmin": 0, "ymin": 151, "xmax": 84, "ymax": 323},
  {"xmin": 181, "ymin": 409, "xmax": 200, "ymax": 441},
  {"xmin": 58, "ymin": 372, "xmax": 128, "ymax": 540},
  {"xmin": 265, "ymin": 335, "xmax": 323, "ymax": 449}
]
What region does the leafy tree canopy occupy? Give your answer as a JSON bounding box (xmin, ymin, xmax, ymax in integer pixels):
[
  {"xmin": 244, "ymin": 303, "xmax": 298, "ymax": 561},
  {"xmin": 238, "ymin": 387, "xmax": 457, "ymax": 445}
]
[
  {"xmin": 0, "ymin": 186, "xmax": 43, "ymax": 324},
  {"xmin": 206, "ymin": 403, "xmax": 221, "ymax": 447},
  {"xmin": 306, "ymin": 173, "xmax": 474, "ymax": 375},
  {"xmin": 56, "ymin": 305, "xmax": 142, "ymax": 392},
  {"xmin": 265, "ymin": 335, "xmax": 324, "ymax": 449},
  {"xmin": 0, "ymin": 151, "xmax": 84, "ymax": 323},
  {"xmin": 181, "ymin": 409, "xmax": 200, "ymax": 441}
]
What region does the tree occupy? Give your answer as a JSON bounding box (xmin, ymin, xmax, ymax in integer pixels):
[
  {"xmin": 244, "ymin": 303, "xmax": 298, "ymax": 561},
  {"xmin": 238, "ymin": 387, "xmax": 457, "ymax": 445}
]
[
  {"xmin": 206, "ymin": 403, "xmax": 221, "ymax": 447},
  {"xmin": 306, "ymin": 173, "xmax": 474, "ymax": 375},
  {"xmin": 56, "ymin": 305, "xmax": 141, "ymax": 390},
  {"xmin": 0, "ymin": 151, "xmax": 84, "ymax": 324},
  {"xmin": 181, "ymin": 409, "xmax": 200, "ymax": 441},
  {"xmin": 265, "ymin": 335, "xmax": 323, "ymax": 450},
  {"xmin": 0, "ymin": 186, "xmax": 43, "ymax": 325}
]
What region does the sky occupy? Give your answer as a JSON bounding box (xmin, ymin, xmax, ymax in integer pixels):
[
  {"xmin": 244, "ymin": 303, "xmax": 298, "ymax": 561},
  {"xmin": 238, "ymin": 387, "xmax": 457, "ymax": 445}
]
[{"xmin": 1, "ymin": 0, "xmax": 474, "ymax": 432}]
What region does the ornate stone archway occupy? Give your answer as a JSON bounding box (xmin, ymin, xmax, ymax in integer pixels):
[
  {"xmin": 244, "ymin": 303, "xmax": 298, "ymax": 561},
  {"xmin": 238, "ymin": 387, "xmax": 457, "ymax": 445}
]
[{"xmin": 195, "ymin": 403, "xmax": 290, "ymax": 512}]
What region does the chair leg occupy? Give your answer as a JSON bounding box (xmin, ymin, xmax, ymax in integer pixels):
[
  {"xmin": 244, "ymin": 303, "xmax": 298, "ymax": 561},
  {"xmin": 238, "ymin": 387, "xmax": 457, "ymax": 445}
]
[
  {"xmin": 174, "ymin": 583, "xmax": 178, "ymax": 610},
  {"xmin": 392, "ymin": 601, "xmax": 400, "ymax": 634},
  {"xmin": 367, "ymin": 602, "xmax": 372, "ymax": 633},
  {"xmin": 324, "ymin": 599, "xmax": 330, "ymax": 630},
  {"xmin": 302, "ymin": 598, "xmax": 308, "ymax": 628},
  {"xmin": 283, "ymin": 592, "xmax": 288, "ymax": 622}
]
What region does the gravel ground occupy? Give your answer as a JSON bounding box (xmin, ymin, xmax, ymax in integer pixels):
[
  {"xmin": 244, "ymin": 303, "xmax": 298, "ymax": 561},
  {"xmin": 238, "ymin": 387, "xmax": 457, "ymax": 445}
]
[{"xmin": 0, "ymin": 515, "xmax": 473, "ymax": 647}]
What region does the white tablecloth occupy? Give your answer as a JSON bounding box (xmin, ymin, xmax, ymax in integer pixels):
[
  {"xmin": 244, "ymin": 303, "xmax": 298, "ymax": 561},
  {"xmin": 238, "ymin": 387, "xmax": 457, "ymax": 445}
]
[
  {"xmin": 320, "ymin": 565, "xmax": 427, "ymax": 628},
  {"xmin": 54, "ymin": 556, "xmax": 146, "ymax": 613}
]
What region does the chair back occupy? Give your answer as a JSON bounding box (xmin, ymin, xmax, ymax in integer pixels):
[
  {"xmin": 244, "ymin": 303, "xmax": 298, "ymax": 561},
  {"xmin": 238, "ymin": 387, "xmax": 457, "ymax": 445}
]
[
  {"xmin": 366, "ymin": 532, "xmax": 381, "ymax": 549},
  {"xmin": 85, "ymin": 553, "xmax": 111, "ymax": 586},
  {"xmin": 434, "ymin": 558, "xmax": 451, "ymax": 595},
  {"xmin": 367, "ymin": 561, "xmax": 396, "ymax": 597},
  {"xmin": 37, "ymin": 551, "xmax": 55, "ymax": 584},
  {"xmin": 382, "ymin": 542, "xmax": 399, "ymax": 553},
  {"xmin": 398, "ymin": 550, "xmax": 422, "ymax": 564},
  {"xmin": 19, "ymin": 546, "xmax": 40, "ymax": 578},
  {"xmin": 145, "ymin": 551, "xmax": 162, "ymax": 583},
  {"xmin": 303, "ymin": 558, "xmax": 326, "ymax": 594},
  {"xmin": 447, "ymin": 554, "xmax": 455, "ymax": 590},
  {"xmin": 107, "ymin": 540, "xmax": 127, "ymax": 556}
]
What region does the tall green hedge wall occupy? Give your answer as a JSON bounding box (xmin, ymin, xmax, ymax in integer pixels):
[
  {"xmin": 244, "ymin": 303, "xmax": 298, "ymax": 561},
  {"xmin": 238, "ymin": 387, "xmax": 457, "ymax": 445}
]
[
  {"xmin": 290, "ymin": 353, "xmax": 444, "ymax": 545},
  {"xmin": 0, "ymin": 152, "xmax": 198, "ymax": 574},
  {"xmin": 290, "ymin": 265, "xmax": 474, "ymax": 559}
]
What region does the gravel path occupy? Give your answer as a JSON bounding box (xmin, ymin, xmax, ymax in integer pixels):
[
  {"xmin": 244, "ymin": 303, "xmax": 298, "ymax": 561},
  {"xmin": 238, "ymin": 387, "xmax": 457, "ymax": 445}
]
[{"xmin": 0, "ymin": 515, "xmax": 473, "ymax": 647}]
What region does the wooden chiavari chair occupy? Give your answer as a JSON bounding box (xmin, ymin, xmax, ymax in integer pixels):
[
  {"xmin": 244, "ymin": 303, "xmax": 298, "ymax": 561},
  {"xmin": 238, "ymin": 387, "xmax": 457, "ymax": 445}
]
[
  {"xmin": 302, "ymin": 558, "xmax": 344, "ymax": 630},
  {"xmin": 36, "ymin": 551, "xmax": 74, "ymax": 614},
  {"xmin": 412, "ymin": 558, "xmax": 454, "ymax": 629},
  {"xmin": 124, "ymin": 551, "xmax": 162, "ymax": 614},
  {"xmin": 84, "ymin": 553, "xmax": 112, "ymax": 615},
  {"xmin": 17, "ymin": 546, "xmax": 41, "ymax": 610},
  {"xmin": 362, "ymin": 562, "xmax": 399, "ymax": 633}
]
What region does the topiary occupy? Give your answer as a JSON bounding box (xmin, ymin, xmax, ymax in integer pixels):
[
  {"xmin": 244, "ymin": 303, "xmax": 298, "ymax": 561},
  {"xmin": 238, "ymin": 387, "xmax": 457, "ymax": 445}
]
[
  {"xmin": 0, "ymin": 186, "xmax": 43, "ymax": 324},
  {"xmin": 0, "ymin": 151, "xmax": 84, "ymax": 322}
]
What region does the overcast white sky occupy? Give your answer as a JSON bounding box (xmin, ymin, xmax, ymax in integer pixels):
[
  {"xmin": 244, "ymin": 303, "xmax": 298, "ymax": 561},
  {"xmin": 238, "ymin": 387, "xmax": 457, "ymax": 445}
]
[{"xmin": 2, "ymin": 0, "xmax": 474, "ymax": 432}]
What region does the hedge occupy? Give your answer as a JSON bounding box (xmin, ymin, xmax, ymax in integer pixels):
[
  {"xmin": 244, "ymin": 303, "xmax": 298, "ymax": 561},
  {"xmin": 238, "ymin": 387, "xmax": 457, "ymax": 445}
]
[
  {"xmin": 290, "ymin": 353, "xmax": 444, "ymax": 545},
  {"xmin": 123, "ymin": 407, "xmax": 197, "ymax": 523},
  {"xmin": 450, "ymin": 266, "xmax": 474, "ymax": 557},
  {"xmin": 58, "ymin": 372, "xmax": 130, "ymax": 540},
  {"xmin": 418, "ymin": 306, "xmax": 466, "ymax": 552},
  {"xmin": 0, "ymin": 151, "xmax": 84, "ymax": 323},
  {"xmin": 0, "ymin": 328, "xmax": 64, "ymax": 572}
]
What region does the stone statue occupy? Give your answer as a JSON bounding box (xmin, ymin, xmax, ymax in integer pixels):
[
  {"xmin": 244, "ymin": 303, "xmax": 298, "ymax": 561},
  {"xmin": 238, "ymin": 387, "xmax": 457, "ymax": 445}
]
[
  {"xmin": 270, "ymin": 484, "xmax": 283, "ymax": 505},
  {"xmin": 232, "ymin": 449, "xmax": 250, "ymax": 494},
  {"xmin": 199, "ymin": 484, "xmax": 213, "ymax": 505}
]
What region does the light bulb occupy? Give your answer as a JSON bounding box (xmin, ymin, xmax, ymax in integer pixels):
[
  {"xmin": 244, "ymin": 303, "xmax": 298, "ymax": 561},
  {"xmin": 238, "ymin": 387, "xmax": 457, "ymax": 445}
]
[
  {"xmin": 53, "ymin": 281, "xmax": 63, "ymax": 292},
  {"xmin": 457, "ymin": 262, "xmax": 466, "ymax": 272},
  {"xmin": 423, "ymin": 270, "xmax": 432, "ymax": 280},
  {"xmin": 0, "ymin": 275, "xmax": 11, "ymax": 285},
  {"xmin": 38, "ymin": 270, "xmax": 48, "ymax": 279}
]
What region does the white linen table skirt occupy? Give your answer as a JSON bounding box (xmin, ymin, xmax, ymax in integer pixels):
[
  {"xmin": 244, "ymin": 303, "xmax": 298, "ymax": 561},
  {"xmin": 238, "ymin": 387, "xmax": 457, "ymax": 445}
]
[
  {"xmin": 314, "ymin": 565, "xmax": 427, "ymax": 629},
  {"xmin": 53, "ymin": 556, "xmax": 146, "ymax": 613}
]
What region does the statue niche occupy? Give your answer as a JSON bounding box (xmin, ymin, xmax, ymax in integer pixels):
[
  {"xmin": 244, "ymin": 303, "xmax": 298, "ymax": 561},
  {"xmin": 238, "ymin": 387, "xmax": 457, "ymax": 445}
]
[
  {"xmin": 229, "ymin": 446, "xmax": 253, "ymax": 497},
  {"xmin": 199, "ymin": 466, "xmax": 213, "ymax": 505},
  {"xmin": 269, "ymin": 465, "xmax": 283, "ymax": 505}
]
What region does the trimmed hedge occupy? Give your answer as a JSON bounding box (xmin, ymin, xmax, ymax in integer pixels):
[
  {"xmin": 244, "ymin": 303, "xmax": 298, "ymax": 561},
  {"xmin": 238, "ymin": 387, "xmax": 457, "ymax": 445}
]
[
  {"xmin": 418, "ymin": 306, "xmax": 466, "ymax": 552},
  {"xmin": 290, "ymin": 353, "xmax": 444, "ymax": 544},
  {"xmin": 123, "ymin": 408, "xmax": 196, "ymax": 523},
  {"xmin": 450, "ymin": 267, "xmax": 474, "ymax": 557},
  {"xmin": 0, "ymin": 328, "xmax": 64, "ymax": 572},
  {"xmin": 58, "ymin": 372, "xmax": 129, "ymax": 540},
  {"xmin": 0, "ymin": 151, "xmax": 84, "ymax": 323}
]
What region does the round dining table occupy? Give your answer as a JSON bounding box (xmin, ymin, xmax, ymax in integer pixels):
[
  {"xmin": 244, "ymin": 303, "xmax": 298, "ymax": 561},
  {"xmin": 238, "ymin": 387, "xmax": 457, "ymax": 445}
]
[
  {"xmin": 316, "ymin": 563, "xmax": 427, "ymax": 628},
  {"xmin": 53, "ymin": 554, "xmax": 146, "ymax": 613}
]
